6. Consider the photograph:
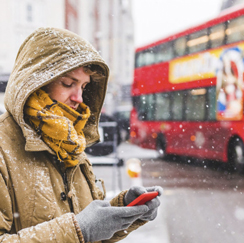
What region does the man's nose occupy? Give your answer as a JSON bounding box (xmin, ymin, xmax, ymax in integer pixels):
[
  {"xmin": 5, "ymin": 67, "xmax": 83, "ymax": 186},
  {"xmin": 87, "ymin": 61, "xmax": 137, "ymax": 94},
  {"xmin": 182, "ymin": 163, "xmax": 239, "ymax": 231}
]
[{"xmin": 70, "ymin": 89, "xmax": 83, "ymax": 103}]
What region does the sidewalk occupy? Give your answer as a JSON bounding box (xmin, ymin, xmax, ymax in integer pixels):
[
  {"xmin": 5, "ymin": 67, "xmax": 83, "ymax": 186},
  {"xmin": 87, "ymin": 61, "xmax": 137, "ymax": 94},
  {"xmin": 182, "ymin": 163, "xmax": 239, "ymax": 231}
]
[
  {"xmin": 90, "ymin": 141, "xmax": 158, "ymax": 194},
  {"xmin": 90, "ymin": 142, "xmax": 170, "ymax": 243},
  {"xmin": 120, "ymin": 197, "xmax": 170, "ymax": 243}
]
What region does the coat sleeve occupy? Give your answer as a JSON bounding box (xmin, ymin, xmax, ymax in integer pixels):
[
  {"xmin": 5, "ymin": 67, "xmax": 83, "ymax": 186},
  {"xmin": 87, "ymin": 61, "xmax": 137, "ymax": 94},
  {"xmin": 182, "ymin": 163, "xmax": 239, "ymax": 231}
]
[
  {"xmin": 0, "ymin": 157, "xmax": 82, "ymax": 243},
  {"xmin": 0, "ymin": 213, "xmax": 82, "ymax": 243},
  {"xmin": 102, "ymin": 190, "xmax": 147, "ymax": 243}
]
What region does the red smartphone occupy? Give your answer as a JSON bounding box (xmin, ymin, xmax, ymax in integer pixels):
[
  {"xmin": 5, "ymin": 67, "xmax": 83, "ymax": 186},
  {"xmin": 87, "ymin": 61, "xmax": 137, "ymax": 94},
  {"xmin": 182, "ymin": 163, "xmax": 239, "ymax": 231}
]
[{"xmin": 127, "ymin": 191, "xmax": 159, "ymax": 207}]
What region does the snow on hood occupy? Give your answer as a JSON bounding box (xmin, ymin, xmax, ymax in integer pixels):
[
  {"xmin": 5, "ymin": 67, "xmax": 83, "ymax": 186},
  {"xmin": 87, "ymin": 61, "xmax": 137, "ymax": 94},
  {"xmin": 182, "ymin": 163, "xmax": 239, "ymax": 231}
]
[{"xmin": 4, "ymin": 27, "xmax": 109, "ymax": 150}]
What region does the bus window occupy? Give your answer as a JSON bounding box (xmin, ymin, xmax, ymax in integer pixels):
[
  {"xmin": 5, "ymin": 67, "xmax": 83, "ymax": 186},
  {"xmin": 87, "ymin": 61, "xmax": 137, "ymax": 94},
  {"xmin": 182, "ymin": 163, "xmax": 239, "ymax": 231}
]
[
  {"xmin": 137, "ymin": 95, "xmax": 147, "ymax": 120},
  {"xmin": 171, "ymin": 91, "xmax": 184, "ymax": 120},
  {"xmin": 188, "ymin": 29, "xmax": 209, "ymax": 54},
  {"xmin": 155, "ymin": 93, "xmax": 171, "ymax": 120},
  {"xmin": 143, "ymin": 49, "xmax": 156, "ymax": 66},
  {"xmin": 209, "ymin": 23, "xmax": 225, "ymax": 49},
  {"xmin": 137, "ymin": 94, "xmax": 155, "ymax": 120},
  {"xmin": 135, "ymin": 49, "xmax": 156, "ymax": 68},
  {"xmin": 185, "ymin": 89, "xmax": 206, "ymax": 121},
  {"xmin": 135, "ymin": 52, "xmax": 143, "ymax": 68},
  {"xmin": 226, "ymin": 16, "xmax": 244, "ymax": 44},
  {"xmin": 132, "ymin": 96, "xmax": 140, "ymax": 111},
  {"xmin": 146, "ymin": 94, "xmax": 156, "ymax": 120},
  {"xmin": 174, "ymin": 37, "xmax": 187, "ymax": 57},
  {"xmin": 155, "ymin": 42, "xmax": 174, "ymax": 63},
  {"xmin": 206, "ymin": 87, "xmax": 216, "ymax": 120}
]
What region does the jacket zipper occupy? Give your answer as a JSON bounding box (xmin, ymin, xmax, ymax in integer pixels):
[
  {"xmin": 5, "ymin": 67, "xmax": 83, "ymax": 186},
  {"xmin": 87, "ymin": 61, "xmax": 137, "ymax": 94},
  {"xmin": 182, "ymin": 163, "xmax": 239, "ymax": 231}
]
[
  {"xmin": 50, "ymin": 155, "xmax": 74, "ymax": 212},
  {"xmin": 61, "ymin": 171, "xmax": 68, "ymax": 195},
  {"xmin": 61, "ymin": 170, "xmax": 74, "ymax": 212}
]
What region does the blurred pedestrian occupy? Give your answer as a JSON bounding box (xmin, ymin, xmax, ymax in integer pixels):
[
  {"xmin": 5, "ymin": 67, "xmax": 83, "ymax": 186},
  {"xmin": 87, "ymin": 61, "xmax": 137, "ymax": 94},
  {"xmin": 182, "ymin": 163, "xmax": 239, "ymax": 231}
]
[{"xmin": 0, "ymin": 27, "xmax": 163, "ymax": 242}]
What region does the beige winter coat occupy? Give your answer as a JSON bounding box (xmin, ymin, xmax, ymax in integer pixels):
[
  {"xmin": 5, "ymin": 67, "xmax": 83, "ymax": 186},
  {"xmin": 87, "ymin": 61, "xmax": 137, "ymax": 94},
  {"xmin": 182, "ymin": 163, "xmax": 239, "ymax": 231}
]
[{"xmin": 0, "ymin": 27, "xmax": 145, "ymax": 243}]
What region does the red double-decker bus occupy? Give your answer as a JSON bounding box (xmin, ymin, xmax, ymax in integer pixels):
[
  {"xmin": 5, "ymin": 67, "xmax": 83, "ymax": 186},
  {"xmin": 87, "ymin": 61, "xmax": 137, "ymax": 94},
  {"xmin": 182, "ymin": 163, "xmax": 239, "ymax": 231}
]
[{"xmin": 130, "ymin": 6, "xmax": 244, "ymax": 172}]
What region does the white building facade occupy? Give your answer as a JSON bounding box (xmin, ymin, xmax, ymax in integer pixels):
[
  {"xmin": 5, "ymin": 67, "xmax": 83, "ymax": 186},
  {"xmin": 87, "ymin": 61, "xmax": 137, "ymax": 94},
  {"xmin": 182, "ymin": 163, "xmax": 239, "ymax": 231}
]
[
  {"xmin": 0, "ymin": 0, "xmax": 65, "ymax": 75},
  {"xmin": 0, "ymin": 0, "xmax": 135, "ymax": 114},
  {"xmin": 79, "ymin": 0, "xmax": 134, "ymax": 114},
  {"xmin": 0, "ymin": 0, "xmax": 66, "ymax": 106}
]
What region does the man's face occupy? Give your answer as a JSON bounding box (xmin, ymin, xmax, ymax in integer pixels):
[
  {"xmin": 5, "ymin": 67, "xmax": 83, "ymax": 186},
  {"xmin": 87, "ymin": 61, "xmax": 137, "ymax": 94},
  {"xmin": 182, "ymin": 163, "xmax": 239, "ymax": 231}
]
[{"xmin": 44, "ymin": 67, "xmax": 90, "ymax": 110}]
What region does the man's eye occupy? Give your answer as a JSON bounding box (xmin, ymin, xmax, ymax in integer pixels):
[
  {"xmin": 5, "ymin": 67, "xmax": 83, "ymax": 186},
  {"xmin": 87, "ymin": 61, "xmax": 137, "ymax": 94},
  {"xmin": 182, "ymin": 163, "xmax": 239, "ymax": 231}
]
[{"xmin": 62, "ymin": 82, "xmax": 72, "ymax": 87}]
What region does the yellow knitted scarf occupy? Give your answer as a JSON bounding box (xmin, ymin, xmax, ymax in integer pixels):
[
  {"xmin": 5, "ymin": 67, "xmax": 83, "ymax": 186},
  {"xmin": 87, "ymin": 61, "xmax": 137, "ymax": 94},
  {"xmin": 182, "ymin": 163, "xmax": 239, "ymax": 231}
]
[{"xmin": 24, "ymin": 89, "xmax": 90, "ymax": 168}]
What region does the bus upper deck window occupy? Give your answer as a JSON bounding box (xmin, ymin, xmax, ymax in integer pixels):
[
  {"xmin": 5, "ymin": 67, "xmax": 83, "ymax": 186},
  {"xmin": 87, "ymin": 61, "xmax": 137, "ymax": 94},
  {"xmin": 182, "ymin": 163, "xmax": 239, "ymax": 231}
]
[
  {"xmin": 174, "ymin": 37, "xmax": 187, "ymax": 57},
  {"xmin": 135, "ymin": 52, "xmax": 144, "ymax": 68},
  {"xmin": 135, "ymin": 50, "xmax": 155, "ymax": 68},
  {"xmin": 226, "ymin": 16, "xmax": 244, "ymax": 44},
  {"xmin": 188, "ymin": 29, "xmax": 209, "ymax": 54},
  {"xmin": 155, "ymin": 42, "xmax": 174, "ymax": 63},
  {"xmin": 209, "ymin": 23, "xmax": 225, "ymax": 48}
]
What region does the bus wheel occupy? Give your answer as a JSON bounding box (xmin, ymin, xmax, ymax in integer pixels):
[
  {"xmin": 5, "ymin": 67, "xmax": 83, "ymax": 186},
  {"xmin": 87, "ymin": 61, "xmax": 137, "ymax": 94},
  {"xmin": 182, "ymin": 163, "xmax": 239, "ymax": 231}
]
[
  {"xmin": 156, "ymin": 135, "xmax": 166, "ymax": 159},
  {"xmin": 228, "ymin": 138, "xmax": 244, "ymax": 173}
]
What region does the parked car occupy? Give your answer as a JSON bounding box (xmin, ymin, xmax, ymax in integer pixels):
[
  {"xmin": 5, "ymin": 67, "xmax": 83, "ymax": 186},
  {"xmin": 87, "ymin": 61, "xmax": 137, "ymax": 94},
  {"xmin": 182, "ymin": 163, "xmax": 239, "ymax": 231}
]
[
  {"xmin": 113, "ymin": 105, "xmax": 131, "ymax": 141},
  {"xmin": 85, "ymin": 113, "xmax": 121, "ymax": 156}
]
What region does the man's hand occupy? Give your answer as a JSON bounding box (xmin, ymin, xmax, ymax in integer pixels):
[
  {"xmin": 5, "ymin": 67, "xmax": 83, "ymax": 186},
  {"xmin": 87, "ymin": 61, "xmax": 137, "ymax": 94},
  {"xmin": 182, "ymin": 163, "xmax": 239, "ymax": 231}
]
[
  {"xmin": 124, "ymin": 186, "xmax": 163, "ymax": 221},
  {"xmin": 76, "ymin": 200, "xmax": 148, "ymax": 242}
]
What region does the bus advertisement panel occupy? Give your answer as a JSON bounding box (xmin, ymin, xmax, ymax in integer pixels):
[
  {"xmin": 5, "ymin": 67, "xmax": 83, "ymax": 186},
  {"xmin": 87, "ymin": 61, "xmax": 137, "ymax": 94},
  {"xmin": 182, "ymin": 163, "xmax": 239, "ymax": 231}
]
[
  {"xmin": 170, "ymin": 46, "xmax": 243, "ymax": 120},
  {"xmin": 130, "ymin": 7, "xmax": 244, "ymax": 173}
]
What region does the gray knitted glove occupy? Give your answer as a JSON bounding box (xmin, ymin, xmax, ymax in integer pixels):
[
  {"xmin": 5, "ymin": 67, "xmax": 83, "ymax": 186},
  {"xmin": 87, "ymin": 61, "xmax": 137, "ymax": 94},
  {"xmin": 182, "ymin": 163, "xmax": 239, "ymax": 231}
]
[
  {"xmin": 124, "ymin": 186, "xmax": 163, "ymax": 221},
  {"xmin": 75, "ymin": 200, "xmax": 148, "ymax": 242}
]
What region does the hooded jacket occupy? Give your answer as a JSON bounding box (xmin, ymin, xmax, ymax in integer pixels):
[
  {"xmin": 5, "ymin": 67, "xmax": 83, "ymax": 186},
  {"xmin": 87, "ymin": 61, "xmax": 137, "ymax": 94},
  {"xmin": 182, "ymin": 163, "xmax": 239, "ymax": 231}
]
[{"xmin": 0, "ymin": 27, "xmax": 145, "ymax": 243}]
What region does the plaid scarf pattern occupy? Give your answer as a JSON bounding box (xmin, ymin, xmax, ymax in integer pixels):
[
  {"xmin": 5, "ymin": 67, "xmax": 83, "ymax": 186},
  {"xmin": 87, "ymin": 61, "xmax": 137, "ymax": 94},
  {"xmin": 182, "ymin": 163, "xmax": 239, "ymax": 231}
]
[{"xmin": 24, "ymin": 89, "xmax": 90, "ymax": 168}]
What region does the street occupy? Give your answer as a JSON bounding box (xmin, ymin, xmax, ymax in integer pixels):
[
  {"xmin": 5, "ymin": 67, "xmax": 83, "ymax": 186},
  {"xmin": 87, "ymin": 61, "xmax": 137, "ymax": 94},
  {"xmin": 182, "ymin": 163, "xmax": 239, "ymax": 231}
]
[{"xmin": 90, "ymin": 142, "xmax": 244, "ymax": 243}]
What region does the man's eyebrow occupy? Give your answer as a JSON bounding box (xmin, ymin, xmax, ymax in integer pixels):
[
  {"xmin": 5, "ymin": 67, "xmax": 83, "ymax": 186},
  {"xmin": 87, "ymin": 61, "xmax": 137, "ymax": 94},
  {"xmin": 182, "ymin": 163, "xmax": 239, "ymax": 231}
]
[
  {"xmin": 64, "ymin": 74, "xmax": 79, "ymax": 82},
  {"xmin": 63, "ymin": 74, "xmax": 90, "ymax": 83}
]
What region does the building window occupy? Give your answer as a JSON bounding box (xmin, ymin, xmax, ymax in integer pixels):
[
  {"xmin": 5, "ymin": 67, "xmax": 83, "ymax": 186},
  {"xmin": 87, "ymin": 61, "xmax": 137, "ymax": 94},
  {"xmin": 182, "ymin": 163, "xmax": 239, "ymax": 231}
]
[{"xmin": 27, "ymin": 4, "xmax": 33, "ymax": 22}]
